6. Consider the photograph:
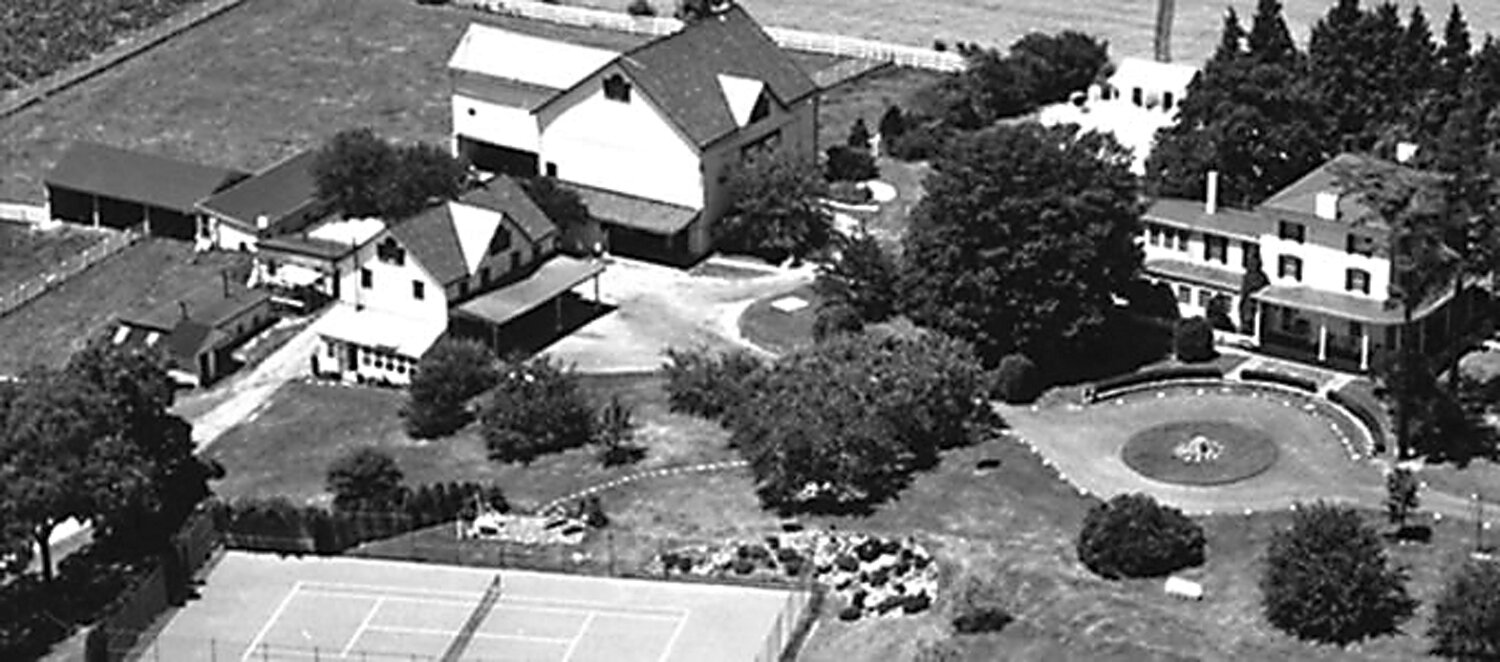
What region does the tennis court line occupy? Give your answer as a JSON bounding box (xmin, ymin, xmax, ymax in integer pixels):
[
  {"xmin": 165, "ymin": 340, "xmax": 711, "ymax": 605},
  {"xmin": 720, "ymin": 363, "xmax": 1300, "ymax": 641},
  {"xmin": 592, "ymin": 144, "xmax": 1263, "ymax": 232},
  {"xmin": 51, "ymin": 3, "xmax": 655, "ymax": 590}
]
[
  {"xmin": 300, "ymin": 586, "xmax": 686, "ymax": 622},
  {"xmin": 559, "ymin": 612, "xmax": 595, "ymax": 662},
  {"xmin": 298, "ymin": 580, "xmax": 691, "ymax": 618},
  {"xmin": 656, "ymin": 610, "xmax": 689, "ymax": 662},
  {"xmin": 341, "ymin": 596, "xmax": 385, "ymax": 657},
  {"xmin": 240, "ymin": 581, "xmax": 304, "ymax": 662},
  {"xmin": 363, "ymin": 624, "xmax": 574, "ymax": 645}
]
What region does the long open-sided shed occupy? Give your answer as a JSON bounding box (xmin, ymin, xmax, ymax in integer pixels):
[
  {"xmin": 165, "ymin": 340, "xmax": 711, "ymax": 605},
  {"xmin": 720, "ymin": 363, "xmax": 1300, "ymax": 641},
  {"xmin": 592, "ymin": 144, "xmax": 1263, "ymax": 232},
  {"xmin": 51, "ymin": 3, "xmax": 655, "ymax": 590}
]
[{"xmin": 45, "ymin": 141, "xmax": 248, "ymax": 240}]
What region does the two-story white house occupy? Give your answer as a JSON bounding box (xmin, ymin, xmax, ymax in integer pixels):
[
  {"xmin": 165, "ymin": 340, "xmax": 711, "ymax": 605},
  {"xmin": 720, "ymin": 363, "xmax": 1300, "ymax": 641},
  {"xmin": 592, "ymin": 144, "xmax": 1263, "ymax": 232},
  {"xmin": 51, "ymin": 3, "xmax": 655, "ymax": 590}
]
[
  {"xmin": 1145, "ymin": 154, "xmax": 1469, "ymax": 372},
  {"xmin": 311, "ymin": 176, "xmax": 604, "ymax": 385},
  {"xmin": 448, "ymin": 5, "xmax": 818, "ymax": 263}
]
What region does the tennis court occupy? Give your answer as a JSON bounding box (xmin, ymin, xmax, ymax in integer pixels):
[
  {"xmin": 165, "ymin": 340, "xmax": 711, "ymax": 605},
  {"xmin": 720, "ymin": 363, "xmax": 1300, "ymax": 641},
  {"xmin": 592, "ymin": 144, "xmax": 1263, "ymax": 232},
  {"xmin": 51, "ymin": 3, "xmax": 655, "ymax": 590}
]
[{"xmin": 141, "ymin": 551, "xmax": 809, "ymax": 661}]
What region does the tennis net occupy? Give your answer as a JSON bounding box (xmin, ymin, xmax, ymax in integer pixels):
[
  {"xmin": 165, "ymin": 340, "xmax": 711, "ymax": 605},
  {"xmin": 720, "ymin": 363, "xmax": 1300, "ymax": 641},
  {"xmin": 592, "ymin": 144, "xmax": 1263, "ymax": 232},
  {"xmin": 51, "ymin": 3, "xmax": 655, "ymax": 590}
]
[{"xmin": 439, "ymin": 575, "xmax": 503, "ymax": 662}]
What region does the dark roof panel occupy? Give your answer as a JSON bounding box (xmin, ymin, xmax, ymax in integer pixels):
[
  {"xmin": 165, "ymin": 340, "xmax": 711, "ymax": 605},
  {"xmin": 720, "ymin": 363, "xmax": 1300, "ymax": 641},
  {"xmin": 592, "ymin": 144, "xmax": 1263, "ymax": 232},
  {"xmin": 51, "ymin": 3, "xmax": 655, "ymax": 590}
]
[
  {"xmin": 1145, "ymin": 198, "xmax": 1272, "ymax": 240},
  {"xmin": 389, "ymin": 206, "xmax": 470, "ymax": 285},
  {"xmin": 614, "ymin": 6, "xmax": 816, "ymax": 148},
  {"xmin": 197, "ymin": 150, "xmax": 324, "ymax": 231},
  {"xmin": 45, "ymin": 141, "xmax": 248, "ymax": 214},
  {"xmin": 562, "ymin": 181, "xmax": 698, "ymax": 234},
  {"xmin": 462, "ymin": 176, "xmax": 557, "ymax": 242}
]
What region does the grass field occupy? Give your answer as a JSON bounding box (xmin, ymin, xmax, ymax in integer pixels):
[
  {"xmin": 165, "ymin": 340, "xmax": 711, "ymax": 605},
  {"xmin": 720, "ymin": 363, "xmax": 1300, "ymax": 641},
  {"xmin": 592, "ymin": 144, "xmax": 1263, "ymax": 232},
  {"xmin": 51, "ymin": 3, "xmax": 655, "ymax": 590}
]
[
  {"xmin": 0, "ymin": 222, "xmax": 106, "ymax": 290},
  {"xmin": 205, "ymin": 373, "xmax": 738, "ymax": 509},
  {"xmin": 737, "ymin": 283, "xmax": 820, "ymax": 356},
  {"xmin": 576, "ymin": 0, "xmax": 1500, "ymax": 69},
  {"xmin": 0, "ymin": 237, "xmax": 250, "ymax": 374},
  {"xmin": 0, "ymin": 0, "xmax": 848, "ymax": 204}
]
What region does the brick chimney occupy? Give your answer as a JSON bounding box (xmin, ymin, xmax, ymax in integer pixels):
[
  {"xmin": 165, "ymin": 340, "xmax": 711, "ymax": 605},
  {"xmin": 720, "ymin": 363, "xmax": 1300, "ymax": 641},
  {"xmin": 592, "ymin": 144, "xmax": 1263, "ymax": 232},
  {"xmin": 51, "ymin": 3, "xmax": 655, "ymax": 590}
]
[{"xmin": 1205, "ymin": 170, "xmax": 1219, "ymax": 215}]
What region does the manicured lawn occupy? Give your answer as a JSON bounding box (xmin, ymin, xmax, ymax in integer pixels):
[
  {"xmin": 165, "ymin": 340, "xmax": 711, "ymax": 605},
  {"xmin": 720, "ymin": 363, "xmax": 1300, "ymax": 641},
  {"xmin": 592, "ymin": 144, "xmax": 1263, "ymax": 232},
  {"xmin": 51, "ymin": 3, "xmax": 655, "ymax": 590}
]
[
  {"xmin": 816, "ymin": 65, "xmax": 944, "ymax": 150},
  {"xmin": 0, "ymin": 0, "xmax": 847, "ymax": 204},
  {"xmin": 0, "ymin": 222, "xmax": 106, "ymax": 289},
  {"xmin": 0, "ymin": 237, "xmax": 250, "ymax": 374},
  {"xmin": 737, "ymin": 283, "xmax": 820, "ymax": 356},
  {"xmin": 204, "ymin": 373, "xmax": 738, "ymax": 509}
]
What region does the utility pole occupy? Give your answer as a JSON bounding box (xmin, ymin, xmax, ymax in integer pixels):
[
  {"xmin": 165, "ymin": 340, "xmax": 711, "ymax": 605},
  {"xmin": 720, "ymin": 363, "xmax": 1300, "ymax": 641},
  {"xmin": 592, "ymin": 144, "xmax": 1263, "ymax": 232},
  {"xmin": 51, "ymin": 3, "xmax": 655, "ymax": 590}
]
[{"xmin": 1153, "ymin": 0, "xmax": 1175, "ymax": 63}]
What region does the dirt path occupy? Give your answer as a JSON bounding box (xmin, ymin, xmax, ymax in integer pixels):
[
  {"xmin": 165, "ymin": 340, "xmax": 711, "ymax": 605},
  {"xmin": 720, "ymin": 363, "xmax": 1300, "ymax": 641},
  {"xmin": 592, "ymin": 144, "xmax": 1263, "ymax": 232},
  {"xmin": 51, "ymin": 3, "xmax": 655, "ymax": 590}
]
[{"xmin": 544, "ymin": 256, "xmax": 816, "ymax": 372}]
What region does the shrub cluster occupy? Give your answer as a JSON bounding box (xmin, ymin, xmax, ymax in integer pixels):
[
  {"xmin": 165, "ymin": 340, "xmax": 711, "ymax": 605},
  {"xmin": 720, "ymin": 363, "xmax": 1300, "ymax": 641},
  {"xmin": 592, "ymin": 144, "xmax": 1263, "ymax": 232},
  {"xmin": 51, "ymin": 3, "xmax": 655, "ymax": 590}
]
[
  {"xmin": 661, "ymin": 347, "xmax": 763, "ymax": 421},
  {"xmin": 214, "ymin": 482, "xmax": 508, "ymax": 555},
  {"xmin": 1173, "ymin": 317, "xmax": 1215, "ymax": 363},
  {"xmin": 948, "ymin": 575, "xmax": 1015, "ymax": 634},
  {"xmin": 1328, "ymin": 387, "xmax": 1387, "ymax": 450},
  {"xmin": 1076, "ymin": 493, "xmax": 1205, "ymax": 579}
]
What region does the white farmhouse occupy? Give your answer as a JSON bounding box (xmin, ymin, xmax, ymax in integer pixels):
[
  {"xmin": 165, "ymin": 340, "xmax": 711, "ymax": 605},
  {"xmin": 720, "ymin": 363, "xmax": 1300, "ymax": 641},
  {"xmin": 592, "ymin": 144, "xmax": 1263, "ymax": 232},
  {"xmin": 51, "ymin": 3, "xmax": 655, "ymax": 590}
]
[
  {"xmin": 448, "ymin": 6, "xmax": 819, "ymax": 262},
  {"xmin": 311, "ymin": 177, "xmax": 604, "ymax": 385}
]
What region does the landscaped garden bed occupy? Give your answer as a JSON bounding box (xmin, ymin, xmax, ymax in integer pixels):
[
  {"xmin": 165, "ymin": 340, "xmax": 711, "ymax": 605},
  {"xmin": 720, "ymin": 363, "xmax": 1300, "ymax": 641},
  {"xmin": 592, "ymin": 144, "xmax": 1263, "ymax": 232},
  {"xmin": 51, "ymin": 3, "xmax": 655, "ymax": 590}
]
[
  {"xmin": 656, "ymin": 531, "xmax": 938, "ymax": 620},
  {"xmin": 1121, "ymin": 420, "xmax": 1279, "ymax": 486}
]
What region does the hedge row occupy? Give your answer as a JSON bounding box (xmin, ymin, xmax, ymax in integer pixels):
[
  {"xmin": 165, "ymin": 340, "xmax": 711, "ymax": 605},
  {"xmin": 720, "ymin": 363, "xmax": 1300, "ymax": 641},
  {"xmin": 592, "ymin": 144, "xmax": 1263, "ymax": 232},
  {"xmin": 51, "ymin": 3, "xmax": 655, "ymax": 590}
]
[
  {"xmin": 1238, "ymin": 369, "xmax": 1320, "ymax": 394},
  {"xmin": 1327, "ymin": 388, "xmax": 1387, "ymax": 450},
  {"xmin": 1091, "ymin": 364, "xmax": 1225, "ymax": 400},
  {"xmin": 215, "ymin": 481, "xmax": 506, "ymax": 555}
]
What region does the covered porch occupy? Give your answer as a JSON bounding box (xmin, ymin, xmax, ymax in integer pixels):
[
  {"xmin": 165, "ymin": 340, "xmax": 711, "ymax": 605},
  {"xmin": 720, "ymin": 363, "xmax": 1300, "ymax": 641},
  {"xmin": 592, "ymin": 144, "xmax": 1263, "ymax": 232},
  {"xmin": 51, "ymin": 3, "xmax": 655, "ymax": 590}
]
[
  {"xmin": 311, "ymin": 305, "xmax": 446, "ymax": 386},
  {"xmin": 450, "ymin": 255, "xmax": 607, "ymax": 356},
  {"xmin": 1251, "ymin": 283, "xmax": 1473, "ymax": 373}
]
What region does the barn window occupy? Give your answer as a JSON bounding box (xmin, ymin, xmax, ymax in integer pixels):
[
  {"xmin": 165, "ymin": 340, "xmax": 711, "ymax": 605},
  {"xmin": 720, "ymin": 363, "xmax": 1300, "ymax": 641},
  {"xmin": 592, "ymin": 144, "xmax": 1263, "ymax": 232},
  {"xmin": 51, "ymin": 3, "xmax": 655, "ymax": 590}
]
[
  {"xmin": 360, "ymin": 268, "xmax": 373, "ymax": 289},
  {"xmin": 376, "ymin": 237, "xmax": 405, "ymax": 266},
  {"xmin": 603, "ymin": 74, "xmax": 631, "ymax": 103},
  {"xmin": 412, "ymin": 280, "xmax": 425, "ymax": 300}
]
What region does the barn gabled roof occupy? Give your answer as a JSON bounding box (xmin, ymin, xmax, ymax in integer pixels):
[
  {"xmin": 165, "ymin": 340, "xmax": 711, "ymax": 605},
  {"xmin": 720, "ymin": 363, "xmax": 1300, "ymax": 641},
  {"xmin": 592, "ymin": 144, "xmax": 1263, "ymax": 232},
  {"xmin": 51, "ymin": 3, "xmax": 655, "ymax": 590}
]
[
  {"xmin": 45, "ymin": 141, "xmax": 248, "ymax": 214},
  {"xmin": 197, "ymin": 149, "xmax": 324, "ymax": 232},
  {"xmin": 388, "ymin": 177, "xmax": 558, "ymax": 286}
]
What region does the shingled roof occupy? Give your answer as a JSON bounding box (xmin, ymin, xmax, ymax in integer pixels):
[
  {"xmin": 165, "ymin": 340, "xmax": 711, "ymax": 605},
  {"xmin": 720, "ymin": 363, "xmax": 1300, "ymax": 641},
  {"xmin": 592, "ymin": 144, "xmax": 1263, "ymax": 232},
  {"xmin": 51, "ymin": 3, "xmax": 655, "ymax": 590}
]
[
  {"xmin": 45, "ymin": 141, "xmax": 248, "ymax": 214},
  {"xmin": 573, "ymin": 6, "xmax": 816, "ymax": 149},
  {"xmin": 197, "ymin": 149, "xmax": 323, "ymax": 231},
  {"xmin": 390, "ymin": 178, "xmax": 559, "ymax": 285}
]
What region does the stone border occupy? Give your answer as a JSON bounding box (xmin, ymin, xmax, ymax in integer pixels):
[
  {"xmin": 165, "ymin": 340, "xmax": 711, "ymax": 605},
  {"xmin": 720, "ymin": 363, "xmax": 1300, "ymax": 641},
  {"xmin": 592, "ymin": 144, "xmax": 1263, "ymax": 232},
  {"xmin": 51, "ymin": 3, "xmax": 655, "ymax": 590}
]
[
  {"xmin": 537, "ymin": 459, "xmax": 748, "ymax": 515},
  {"xmin": 0, "ymin": 0, "xmax": 247, "ymax": 120}
]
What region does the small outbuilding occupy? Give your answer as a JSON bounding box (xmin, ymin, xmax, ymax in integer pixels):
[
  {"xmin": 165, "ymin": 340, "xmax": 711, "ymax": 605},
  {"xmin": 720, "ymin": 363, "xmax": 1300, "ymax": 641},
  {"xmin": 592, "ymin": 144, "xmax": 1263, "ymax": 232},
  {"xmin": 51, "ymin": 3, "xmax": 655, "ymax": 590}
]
[
  {"xmin": 45, "ymin": 141, "xmax": 248, "ymax": 240},
  {"xmin": 196, "ymin": 149, "xmax": 329, "ymax": 251},
  {"xmin": 1163, "ymin": 575, "xmax": 1204, "ymax": 601},
  {"xmin": 114, "ymin": 274, "xmax": 274, "ymax": 386}
]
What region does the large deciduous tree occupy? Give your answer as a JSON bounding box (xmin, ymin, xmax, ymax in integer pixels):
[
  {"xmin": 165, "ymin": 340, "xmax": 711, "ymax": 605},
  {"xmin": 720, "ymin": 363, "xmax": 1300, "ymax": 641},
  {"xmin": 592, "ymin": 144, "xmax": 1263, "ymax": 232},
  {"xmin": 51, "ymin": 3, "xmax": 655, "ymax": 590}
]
[
  {"xmin": 720, "ymin": 147, "xmax": 833, "ymax": 263},
  {"xmin": 313, "ymin": 128, "xmax": 466, "ymax": 221},
  {"xmin": 480, "ymin": 357, "xmax": 594, "ymax": 464},
  {"xmin": 1261, "ymin": 502, "xmax": 1417, "ymax": 644},
  {"xmin": 728, "ymin": 327, "xmax": 993, "ymax": 513},
  {"xmin": 326, "ymin": 447, "xmax": 406, "ymax": 511},
  {"xmin": 898, "ymin": 123, "xmax": 1143, "ymax": 369},
  {"xmin": 402, "ymin": 338, "xmax": 499, "ymax": 439}
]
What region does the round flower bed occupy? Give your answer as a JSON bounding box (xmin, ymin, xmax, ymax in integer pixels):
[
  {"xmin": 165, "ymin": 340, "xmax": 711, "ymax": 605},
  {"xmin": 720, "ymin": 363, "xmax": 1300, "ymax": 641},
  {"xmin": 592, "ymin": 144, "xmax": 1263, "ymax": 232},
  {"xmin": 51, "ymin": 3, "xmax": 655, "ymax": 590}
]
[
  {"xmin": 1121, "ymin": 420, "xmax": 1279, "ymax": 485},
  {"xmin": 654, "ymin": 532, "xmax": 938, "ymax": 620}
]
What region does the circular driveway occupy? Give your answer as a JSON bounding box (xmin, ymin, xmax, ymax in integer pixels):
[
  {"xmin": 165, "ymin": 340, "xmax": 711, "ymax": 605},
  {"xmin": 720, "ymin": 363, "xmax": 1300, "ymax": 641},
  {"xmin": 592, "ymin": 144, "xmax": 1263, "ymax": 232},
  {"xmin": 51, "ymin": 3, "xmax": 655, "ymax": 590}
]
[{"xmin": 999, "ymin": 388, "xmax": 1392, "ymax": 514}]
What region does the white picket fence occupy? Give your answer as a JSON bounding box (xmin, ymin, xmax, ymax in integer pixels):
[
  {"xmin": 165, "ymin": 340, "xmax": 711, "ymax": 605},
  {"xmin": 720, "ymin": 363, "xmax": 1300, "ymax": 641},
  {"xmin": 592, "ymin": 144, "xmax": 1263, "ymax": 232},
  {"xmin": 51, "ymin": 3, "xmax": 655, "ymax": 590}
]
[{"xmin": 454, "ymin": 0, "xmax": 967, "ymax": 72}]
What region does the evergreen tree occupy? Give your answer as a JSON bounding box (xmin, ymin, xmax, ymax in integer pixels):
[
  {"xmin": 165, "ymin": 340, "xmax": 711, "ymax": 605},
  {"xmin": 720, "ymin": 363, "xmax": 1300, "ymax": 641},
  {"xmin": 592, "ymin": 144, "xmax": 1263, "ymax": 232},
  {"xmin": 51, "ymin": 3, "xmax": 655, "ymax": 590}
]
[
  {"xmin": 1148, "ymin": 6, "xmax": 1328, "ymax": 206},
  {"xmin": 1246, "ymin": 0, "xmax": 1299, "ymax": 66},
  {"xmin": 1397, "ymin": 5, "xmax": 1438, "ymax": 133}
]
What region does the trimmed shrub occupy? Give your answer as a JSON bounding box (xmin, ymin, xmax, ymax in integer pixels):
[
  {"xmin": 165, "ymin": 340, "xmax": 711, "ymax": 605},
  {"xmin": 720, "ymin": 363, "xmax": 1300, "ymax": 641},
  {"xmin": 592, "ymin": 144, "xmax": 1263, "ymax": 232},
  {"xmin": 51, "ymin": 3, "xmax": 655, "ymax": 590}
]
[
  {"xmin": 1173, "ymin": 316, "xmax": 1215, "ymax": 363},
  {"xmin": 825, "ymin": 144, "xmax": 879, "ymax": 182},
  {"xmin": 878, "ymin": 105, "xmax": 907, "ymax": 143},
  {"xmin": 625, "ymin": 0, "xmax": 656, "ymax": 15},
  {"xmin": 847, "ymin": 118, "xmax": 872, "ymax": 151},
  {"xmin": 952, "ymin": 607, "xmax": 1013, "ymax": 634},
  {"xmin": 884, "ymin": 123, "xmax": 948, "ymax": 161},
  {"xmin": 1090, "ymin": 364, "xmax": 1223, "ymax": 399},
  {"xmin": 326, "ymin": 447, "xmax": 406, "ymax": 511},
  {"xmin": 1239, "ymin": 368, "xmax": 1319, "ymax": 393},
  {"xmin": 994, "ymin": 352, "xmax": 1041, "ymax": 404},
  {"xmin": 838, "ymin": 605, "xmax": 863, "ymax": 621},
  {"xmin": 1328, "ymin": 387, "xmax": 1386, "ymax": 450},
  {"xmin": 1076, "ymin": 493, "xmax": 1205, "ymax": 579}
]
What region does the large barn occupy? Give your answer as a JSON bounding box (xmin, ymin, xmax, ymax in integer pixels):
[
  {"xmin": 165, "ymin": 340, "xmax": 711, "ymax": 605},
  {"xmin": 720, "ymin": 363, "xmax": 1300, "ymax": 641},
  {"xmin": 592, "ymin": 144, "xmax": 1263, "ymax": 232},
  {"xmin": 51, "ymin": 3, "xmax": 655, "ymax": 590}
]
[{"xmin": 45, "ymin": 141, "xmax": 248, "ymax": 240}]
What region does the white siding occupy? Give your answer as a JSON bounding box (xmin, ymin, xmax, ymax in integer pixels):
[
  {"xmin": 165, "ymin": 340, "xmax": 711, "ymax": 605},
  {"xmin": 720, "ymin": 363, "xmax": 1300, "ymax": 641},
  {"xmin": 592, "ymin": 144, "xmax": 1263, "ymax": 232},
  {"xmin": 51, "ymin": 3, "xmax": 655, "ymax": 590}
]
[
  {"xmin": 453, "ymin": 94, "xmax": 542, "ymax": 155},
  {"xmin": 214, "ymin": 221, "xmax": 260, "ymax": 253},
  {"xmin": 537, "ymin": 68, "xmax": 703, "ymax": 209},
  {"xmin": 1260, "ymin": 233, "xmax": 1392, "ymax": 300},
  {"xmin": 337, "ymin": 230, "xmax": 449, "ymax": 323}
]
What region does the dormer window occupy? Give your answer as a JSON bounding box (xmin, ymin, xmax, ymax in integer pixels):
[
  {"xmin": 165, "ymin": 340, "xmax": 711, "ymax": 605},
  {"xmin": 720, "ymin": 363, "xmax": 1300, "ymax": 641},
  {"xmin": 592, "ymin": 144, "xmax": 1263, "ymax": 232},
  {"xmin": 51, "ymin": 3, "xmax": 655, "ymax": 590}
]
[
  {"xmin": 376, "ymin": 237, "xmax": 405, "ymax": 266},
  {"xmin": 489, "ymin": 226, "xmax": 512, "ymax": 256},
  {"xmin": 604, "ymin": 74, "xmax": 631, "ymax": 103}
]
